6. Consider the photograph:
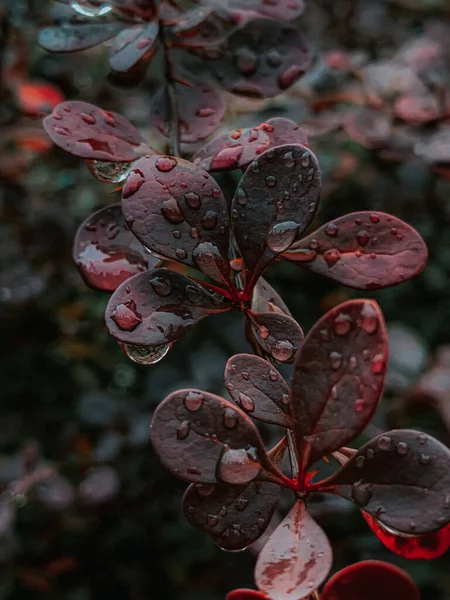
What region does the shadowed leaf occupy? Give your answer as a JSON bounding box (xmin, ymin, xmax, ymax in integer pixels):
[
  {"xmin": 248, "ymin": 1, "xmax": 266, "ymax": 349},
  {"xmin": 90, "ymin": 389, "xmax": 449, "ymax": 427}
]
[
  {"xmin": 255, "ymin": 500, "xmax": 332, "ymax": 600},
  {"xmin": 362, "ymin": 511, "xmax": 450, "ymax": 560},
  {"xmin": 39, "ymin": 21, "xmax": 122, "ymax": 53},
  {"xmin": 318, "ymin": 429, "xmax": 450, "ymax": 535},
  {"xmin": 226, "ymin": 591, "xmax": 267, "ymax": 600},
  {"xmin": 121, "ymin": 155, "xmax": 230, "ymax": 283},
  {"xmin": 43, "ymin": 101, "xmax": 150, "ymax": 161},
  {"xmin": 150, "ymin": 389, "xmax": 282, "ymax": 485},
  {"xmin": 109, "ymin": 22, "xmax": 159, "ymax": 74},
  {"xmin": 232, "ymin": 144, "xmax": 321, "ymax": 291},
  {"xmin": 291, "ymin": 299, "xmax": 387, "ymax": 470},
  {"xmin": 321, "ymin": 560, "xmax": 420, "ymax": 600},
  {"xmin": 283, "ymin": 212, "xmax": 428, "ymax": 290},
  {"xmin": 225, "ymin": 354, "xmax": 292, "ymax": 427},
  {"xmin": 73, "ymin": 204, "xmax": 159, "ymax": 293},
  {"xmin": 105, "ymin": 268, "xmax": 232, "ymax": 346}
]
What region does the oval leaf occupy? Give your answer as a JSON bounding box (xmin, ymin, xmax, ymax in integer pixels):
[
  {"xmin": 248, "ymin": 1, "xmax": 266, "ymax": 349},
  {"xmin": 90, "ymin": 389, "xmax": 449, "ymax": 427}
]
[
  {"xmin": 183, "ymin": 438, "xmax": 286, "ymax": 551},
  {"xmin": 109, "ymin": 22, "xmax": 159, "ymax": 74},
  {"xmin": 362, "ymin": 511, "xmax": 450, "ymax": 560},
  {"xmin": 318, "ymin": 429, "xmax": 450, "ymax": 535},
  {"xmin": 291, "ymin": 299, "xmax": 387, "ymax": 470},
  {"xmin": 73, "ymin": 204, "xmax": 158, "ymax": 293},
  {"xmin": 150, "ymin": 389, "xmax": 278, "ymax": 485},
  {"xmin": 255, "ymin": 500, "xmax": 332, "ymax": 600},
  {"xmin": 43, "ymin": 101, "xmax": 150, "ymax": 161},
  {"xmin": 250, "ymin": 312, "xmax": 304, "ymax": 364},
  {"xmin": 321, "ymin": 561, "xmax": 420, "ymax": 600},
  {"xmin": 232, "ymin": 144, "xmax": 321, "ymax": 291},
  {"xmin": 39, "ymin": 21, "xmax": 122, "ymax": 53},
  {"xmin": 151, "ymin": 79, "xmax": 226, "ymax": 143},
  {"xmin": 225, "ymin": 354, "xmax": 292, "ymax": 427},
  {"xmin": 105, "ymin": 268, "xmax": 232, "ymax": 346},
  {"xmin": 251, "ymin": 277, "xmax": 291, "ymax": 317},
  {"xmin": 282, "ymin": 212, "xmax": 428, "ymax": 290},
  {"xmin": 121, "ymin": 155, "xmax": 230, "ymax": 284}
]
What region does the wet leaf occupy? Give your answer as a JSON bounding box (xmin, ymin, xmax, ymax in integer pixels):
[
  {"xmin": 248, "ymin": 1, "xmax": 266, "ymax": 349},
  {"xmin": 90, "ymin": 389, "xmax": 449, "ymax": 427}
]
[
  {"xmin": 182, "ymin": 438, "xmax": 286, "ymax": 551},
  {"xmin": 283, "ymin": 212, "xmax": 428, "ymax": 290},
  {"xmin": 121, "ymin": 155, "xmax": 230, "ymax": 283},
  {"xmin": 232, "ymin": 144, "xmax": 321, "ymax": 292},
  {"xmin": 228, "ymin": 0, "xmax": 305, "ymax": 20},
  {"xmin": 225, "ymin": 354, "xmax": 292, "ymax": 427},
  {"xmin": 43, "ymin": 101, "xmax": 150, "ymax": 161},
  {"xmin": 362, "ymin": 511, "xmax": 450, "ymax": 560},
  {"xmin": 150, "ymin": 389, "xmax": 280, "ymax": 485},
  {"xmin": 109, "ymin": 22, "xmax": 159, "ymax": 74},
  {"xmin": 169, "ymin": 6, "xmax": 242, "ymax": 48},
  {"xmin": 105, "ymin": 268, "xmax": 232, "ymax": 346},
  {"xmin": 251, "ymin": 277, "xmax": 291, "ymax": 317},
  {"xmin": 343, "ymin": 108, "xmax": 392, "ymax": 149},
  {"xmin": 249, "ymin": 312, "xmax": 304, "ymax": 364},
  {"xmin": 259, "ymin": 117, "xmax": 308, "ymax": 149},
  {"xmin": 39, "ymin": 21, "xmax": 122, "ymax": 53},
  {"xmin": 73, "ymin": 204, "xmax": 158, "ymax": 293},
  {"xmin": 291, "ymin": 300, "xmax": 387, "ymax": 470},
  {"xmin": 319, "ymin": 429, "xmax": 450, "ymax": 535},
  {"xmin": 255, "ymin": 500, "xmax": 332, "ymax": 600},
  {"xmin": 226, "ymin": 591, "xmax": 267, "ymax": 600},
  {"xmin": 151, "ymin": 79, "xmax": 226, "ymax": 143},
  {"xmin": 321, "ymin": 560, "xmax": 420, "ymax": 600},
  {"xmin": 207, "ymin": 19, "xmax": 310, "ymax": 98}
]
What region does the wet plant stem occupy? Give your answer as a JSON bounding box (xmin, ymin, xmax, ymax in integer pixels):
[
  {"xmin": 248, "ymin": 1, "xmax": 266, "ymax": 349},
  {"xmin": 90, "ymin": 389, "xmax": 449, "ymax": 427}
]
[{"xmin": 160, "ymin": 25, "xmax": 181, "ymax": 157}]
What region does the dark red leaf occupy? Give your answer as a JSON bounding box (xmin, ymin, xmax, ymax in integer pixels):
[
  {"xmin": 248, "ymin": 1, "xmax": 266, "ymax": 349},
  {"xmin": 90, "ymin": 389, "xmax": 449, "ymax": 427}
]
[
  {"xmin": 226, "ymin": 590, "xmax": 268, "ymax": 600},
  {"xmin": 182, "ymin": 438, "xmax": 286, "ymax": 551},
  {"xmin": 150, "ymin": 389, "xmax": 285, "ymax": 485},
  {"xmin": 109, "ymin": 22, "xmax": 159, "ymax": 74},
  {"xmin": 121, "ymin": 155, "xmax": 230, "ymax": 284},
  {"xmin": 255, "ymin": 500, "xmax": 332, "ymax": 600},
  {"xmin": 73, "ymin": 204, "xmax": 158, "ymax": 293},
  {"xmin": 206, "ymin": 19, "xmax": 310, "ymax": 98},
  {"xmin": 321, "ymin": 561, "xmax": 420, "ymax": 600},
  {"xmin": 282, "ymin": 212, "xmax": 428, "ymax": 290},
  {"xmin": 225, "ymin": 354, "xmax": 292, "ymax": 427},
  {"xmin": 291, "ymin": 300, "xmax": 387, "ymax": 471},
  {"xmin": 39, "ymin": 21, "xmax": 122, "ymax": 53},
  {"xmin": 251, "ymin": 277, "xmax": 291, "ymax": 317},
  {"xmin": 105, "ymin": 268, "xmax": 232, "ymax": 346},
  {"xmin": 362, "ymin": 511, "xmax": 450, "ymax": 560},
  {"xmin": 228, "ymin": 0, "xmax": 305, "ymax": 20},
  {"xmin": 232, "ymin": 144, "xmax": 321, "ymax": 292},
  {"xmin": 343, "ymin": 108, "xmax": 392, "ymax": 149},
  {"xmin": 43, "ymin": 101, "xmax": 150, "ymax": 162},
  {"xmin": 249, "ymin": 312, "xmax": 304, "ymax": 364},
  {"xmin": 316, "ymin": 429, "xmax": 450, "ymax": 535},
  {"xmin": 150, "ymin": 79, "xmax": 226, "ymax": 143}
]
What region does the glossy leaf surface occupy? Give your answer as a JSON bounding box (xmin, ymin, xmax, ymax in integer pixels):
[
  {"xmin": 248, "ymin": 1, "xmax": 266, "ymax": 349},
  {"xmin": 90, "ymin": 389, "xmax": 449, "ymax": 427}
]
[
  {"xmin": 39, "ymin": 21, "xmax": 122, "ymax": 53},
  {"xmin": 109, "ymin": 22, "xmax": 159, "ymax": 74},
  {"xmin": 320, "ymin": 429, "xmax": 450, "ymax": 535},
  {"xmin": 121, "ymin": 155, "xmax": 230, "ymax": 283},
  {"xmin": 255, "ymin": 500, "xmax": 332, "ymax": 600},
  {"xmin": 225, "ymin": 354, "xmax": 292, "ymax": 427},
  {"xmin": 283, "ymin": 212, "xmax": 428, "ymax": 290},
  {"xmin": 251, "ymin": 277, "xmax": 291, "ymax": 317},
  {"xmin": 232, "ymin": 144, "xmax": 321, "ymax": 290},
  {"xmin": 43, "ymin": 101, "xmax": 150, "ymax": 161},
  {"xmin": 151, "ymin": 80, "xmax": 226, "ymax": 143},
  {"xmin": 210, "ymin": 19, "xmax": 310, "ymax": 98},
  {"xmin": 321, "ymin": 560, "xmax": 420, "ymax": 600},
  {"xmin": 150, "ymin": 389, "xmax": 274, "ymax": 485},
  {"xmin": 182, "ymin": 439, "xmax": 286, "ymax": 551},
  {"xmin": 250, "ymin": 312, "xmax": 304, "ymax": 364},
  {"xmin": 105, "ymin": 268, "xmax": 231, "ymax": 346},
  {"xmin": 362, "ymin": 511, "xmax": 450, "ymax": 560},
  {"xmin": 73, "ymin": 204, "xmax": 158, "ymax": 293},
  {"xmin": 291, "ymin": 300, "xmax": 387, "ymax": 470}
]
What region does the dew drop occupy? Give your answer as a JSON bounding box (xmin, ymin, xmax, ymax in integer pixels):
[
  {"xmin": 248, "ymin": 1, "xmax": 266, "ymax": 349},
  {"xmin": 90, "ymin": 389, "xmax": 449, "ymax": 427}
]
[
  {"xmin": 371, "ymin": 353, "xmax": 385, "ymax": 374},
  {"xmin": 419, "ymin": 453, "xmax": 431, "ymax": 465},
  {"xmin": 122, "ymin": 342, "xmax": 172, "ymax": 365},
  {"xmin": 176, "ymin": 248, "xmax": 188, "ymax": 260},
  {"xmin": 161, "ymin": 197, "xmax": 184, "ymax": 224},
  {"xmin": 356, "ymin": 456, "xmax": 365, "ymax": 468},
  {"xmin": 206, "ymin": 514, "xmax": 218, "ymax": 527},
  {"xmin": 370, "ymin": 214, "xmax": 380, "ymax": 223},
  {"xmin": 351, "ymin": 482, "xmax": 372, "ymax": 507},
  {"xmin": 123, "ymin": 168, "xmax": 145, "ymax": 197},
  {"xmin": 396, "ymin": 442, "xmax": 408, "ymax": 455},
  {"xmin": 333, "ymin": 313, "xmax": 351, "ymax": 336},
  {"xmin": 267, "ymin": 221, "xmax": 298, "ymax": 252},
  {"xmin": 218, "ymin": 446, "xmax": 261, "ymax": 485},
  {"xmin": 185, "ymin": 192, "xmax": 201, "ymax": 209},
  {"xmin": 377, "ymin": 436, "xmax": 392, "ymax": 451},
  {"xmin": 236, "ymin": 498, "xmax": 248, "ymax": 512},
  {"xmin": 257, "ymin": 517, "xmax": 265, "ymax": 530},
  {"xmin": 356, "ymin": 230, "xmax": 370, "ymax": 247},
  {"xmin": 354, "ymin": 399, "xmax": 365, "ymax": 412},
  {"xmin": 359, "ymin": 302, "xmax": 379, "ymax": 334},
  {"xmin": 300, "ymin": 152, "xmax": 310, "ymax": 168},
  {"xmin": 325, "ymin": 223, "xmax": 338, "ymax": 237},
  {"xmin": 265, "ymin": 175, "xmax": 277, "ymax": 187},
  {"xmin": 184, "ymin": 391, "xmax": 204, "ymax": 412},
  {"xmin": 330, "ymin": 351, "xmax": 342, "ymax": 370},
  {"xmin": 323, "ymin": 248, "xmax": 341, "ymax": 268},
  {"xmin": 156, "ymin": 156, "xmax": 177, "ymax": 172},
  {"xmin": 251, "ymin": 161, "xmax": 260, "ymax": 173},
  {"xmin": 223, "ymin": 408, "xmax": 238, "ymax": 429},
  {"xmin": 283, "ymin": 151, "xmax": 295, "ymax": 168},
  {"xmin": 201, "ymin": 210, "xmax": 218, "ymax": 230},
  {"xmin": 239, "ymin": 392, "xmax": 255, "ymax": 413},
  {"xmin": 281, "ymin": 393, "xmax": 290, "ymax": 405},
  {"xmin": 150, "ymin": 275, "xmax": 172, "ymax": 297},
  {"xmin": 271, "ymin": 340, "xmax": 295, "ymax": 362},
  {"xmin": 269, "ymin": 370, "xmax": 278, "ymax": 382},
  {"xmin": 173, "ymin": 230, "xmax": 181, "ymax": 239},
  {"xmin": 417, "ymin": 433, "xmax": 427, "ymax": 445},
  {"xmin": 111, "ymin": 300, "xmax": 142, "ymax": 331},
  {"xmin": 219, "ymin": 505, "xmax": 227, "ymax": 516},
  {"xmin": 177, "ymin": 420, "xmax": 191, "ymax": 440}
]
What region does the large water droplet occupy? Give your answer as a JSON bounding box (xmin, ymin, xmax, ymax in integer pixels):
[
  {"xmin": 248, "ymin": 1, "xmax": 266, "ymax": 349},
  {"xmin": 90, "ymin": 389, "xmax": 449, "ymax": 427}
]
[
  {"xmin": 356, "ymin": 230, "xmax": 370, "ymax": 247},
  {"xmin": 122, "ymin": 342, "xmax": 171, "ymax": 365},
  {"xmin": 271, "ymin": 340, "xmax": 295, "ymax": 362},
  {"xmin": 88, "ymin": 159, "xmax": 133, "ymax": 184},
  {"xmin": 161, "ymin": 197, "xmax": 184, "ymax": 224},
  {"xmin": 236, "ymin": 498, "xmax": 248, "ymax": 512},
  {"xmin": 333, "ymin": 313, "xmax": 352, "ymax": 336},
  {"xmin": 377, "ymin": 436, "xmax": 391, "ymax": 451},
  {"xmin": 201, "ymin": 210, "xmax": 218, "ymax": 230},
  {"xmin": 359, "ymin": 302, "xmax": 379, "ymax": 334},
  {"xmin": 111, "ymin": 300, "xmax": 142, "ymax": 331},
  {"xmin": 325, "ymin": 223, "xmax": 338, "ymax": 238},
  {"xmin": 323, "ymin": 248, "xmax": 341, "ymax": 268},
  {"xmin": 150, "ymin": 275, "xmax": 172, "ymax": 297},
  {"xmin": 239, "ymin": 392, "xmax": 255, "ymax": 413},
  {"xmin": 283, "ymin": 151, "xmax": 295, "ymax": 168},
  {"xmin": 267, "ymin": 221, "xmax": 298, "ymax": 253},
  {"xmin": 122, "ymin": 168, "xmax": 145, "ymax": 197},
  {"xmin": 70, "ymin": 0, "xmax": 112, "ymax": 16},
  {"xmin": 217, "ymin": 446, "xmax": 261, "ymax": 485},
  {"xmin": 185, "ymin": 192, "xmax": 201, "ymax": 209},
  {"xmin": 156, "ymin": 156, "xmax": 177, "ymax": 172},
  {"xmin": 177, "ymin": 420, "xmax": 191, "ymax": 440},
  {"xmin": 184, "ymin": 391, "xmax": 204, "ymax": 412}
]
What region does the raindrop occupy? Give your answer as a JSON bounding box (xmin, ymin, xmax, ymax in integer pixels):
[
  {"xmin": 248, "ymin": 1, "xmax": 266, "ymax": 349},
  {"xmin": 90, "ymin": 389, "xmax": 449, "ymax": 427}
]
[
  {"xmin": 156, "ymin": 156, "xmax": 177, "ymax": 172},
  {"xmin": 325, "ymin": 223, "xmax": 338, "ymax": 238},
  {"xmin": 236, "ymin": 498, "xmax": 248, "ymax": 512},
  {"xmin": 300, "ymin": 152, "xmax": 310, "ymax": 168},
  {"xmin": 417, "ymin": 433, "xmax": 427, "ymax": 445},
  {"xmin": 323, "ymin": 248, "xmax": 341, "ymax": 268},
  {"xmin": 354, "ymin": 399, "xmax": 365, "ymax": 412},
  {"xmin": 176, "ymin": 248, "xmax": 188, "ymax": 260},
  {"xmin": 184, "ymin": 391, "xmax": 204, "ymax": 412},
  {"xmin": 267, "ymin": 221, "xmax": 298, "ymax": 252},
  {"xmin": 223, "ymin": 408, "xmax": 238, "ymax": 429},
  {"xmin": 371, "ymin": 353, "xmax": 385, "ymax": 374},
  {"xmin": 201, "ymin": 211, "xmax": 218, "ymax": 230},
  {"xmin": 271, "ymin": 340, "xmax": 295, "ymax": 362},
  {"xmin": 370, "ymin": 214, "xmax": 380, "ymax": 223},
  {"xmin": 281, "ymin": 393, "xmax": 290, "ymax": 405},
  {"xmin": 220, "ymin": 505, "xmax": 227, "ymax": 516},
  {"xmin": 241, "ymin": 371, "xmax": 249, "ymax": 380},
  {"xmin": 356, "ymin": 230, "xmax": 370, "ymax": 247},
  {"xmin": 257, "ymin": 518, "xmax": 265, "ymax": 530},
  {"xmin": 173, "ymin": 230, "xmax": 182, "ymax": 239},
  {"xmin": 419, "ymin": 453, "xmax": 431, "ymax": 465},
  {"xmin": 161, "ymin": 197, "xmax": 184, "ymax": 224},
  {"xmin": 111, "ymin": 300, "xmax": 142, "ymax": 331},
  {"xmin": 359, "ymin": 302, "xmax": 379, "ymax": 334},
  {"xmin": 283, "ymin": 151, "xmax": 295, "ymax": 168},
  {"xmin": 356, "ymin": 456, "xmax": 365, "ymax": 468},
  {"xmin": 251, "ymin": 161, "xmax": 260, "ymax": 173},
  {"xmin": 267, "ymin": 50, "xmax": 282, "ymax": 67},
  {"xmin": 207, "ymin": 514, "xmax": 218, "ymax": 527},
  {"xmin": 122, "ymin": 168, "xmax": 145, "ymax": 196},
  {"xmin": 122, "ymin": 343, "xmax": 171, "ymax": 365},
  {"xmin": 265, "ymin": 175, "xmax": 277, "ymax": 187},
  {"xmin": 218, "ymin": 447, "xmax": 261, "ymax": 485},
  {"xmin": 330, "ymin": 351, "xmax": 342, "ymax": 370},
  {"xmin": 185, "ymin": 192, "xmax": 201, "ymax": 209},
  {"xmin": 150, "ymin": 275, "xmax": 172, "ymax": 297},
  {"xmin": 333, "ymin": 313, "xmax": 351, "ymax": 336},
  {"xmin": 377, "ymin": 436, "xmax": 391, "ymax": 451},
  {"xmin": 239, "ymin": 392, "xmax": 255, "ymax": 413},
  {"xmin": 269, "ymin": 370, "xmax": 278, "ymax": 381},
  {"xmin": 177, "ymin": 420, "xmax": 191, "ymax": 440},
  {"xmin": 70, "ymin": 0, "xmax": 112, "ymax": 16},
  {"xmin": 396, "ymin": 442, "xmax": 408, "ymax": 456}
]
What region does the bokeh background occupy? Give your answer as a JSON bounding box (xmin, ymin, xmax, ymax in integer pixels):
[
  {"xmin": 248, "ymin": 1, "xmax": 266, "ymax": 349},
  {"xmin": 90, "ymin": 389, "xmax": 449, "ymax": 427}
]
[{"xmin": 1, "ymin": 0, "xmax": 450, "ymax": 598}]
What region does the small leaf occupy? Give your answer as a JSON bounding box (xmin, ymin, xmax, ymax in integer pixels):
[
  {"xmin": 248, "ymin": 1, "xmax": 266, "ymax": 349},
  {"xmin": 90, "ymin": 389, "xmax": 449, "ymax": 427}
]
[
  {"xmin": 249, "ymin": 312, "xmax": 303, "ymax": 364},
  {"xmin": 73, "ymin": 204, "xmax": 158, "ymax": 293},
  {"xmin": 291, "ymin": 299, "xmax": 387, "ymax": 470},
  {"xmin": 182, "ymin": 438, "xmax": 286, "ymax": 551},
  {"xmin": 282, "ymin": 212, "xmax": 428, "ymax": 290},
  {"xmin": 121, "ymin": 155, "xmax": 230, "ymax": 284},
  {"xmin": 109, "ymin": 22, "xmax": 159, "ymax": 74},
  {"xmin": 225, "ymin": 354, "xmax": 292, "ymax": 427},
  {"xmin": 255, "ymin": 500, "xmax": 332, "ymax": 600},
  {"xmin": 226, "ymin": 591, "xmax": 267, "ymax": 600},
  {"xmin": 43, "ymin": 101, "xmax": 150, "ymax": 161},
  {"xmin": 321, "ymin": 560, "xmax": 420, "ymax": 600},
  {"xmin": 150, "ymin": 389, "xmax": 281, "ymax": 485},
  {"xmin": 259, "ymin": 117, "xmax": 308, "ymax": 149},
  {"xmin": 151, "ymin": 79, "xmax": 226, "ymax": 143},
  {"xmin": 343, "ymin": 108, "xmax": 392, "ymax": 149},
  {"xmin": 318, "ymin": 429, "xmax": 450, "ymax": 535},
  {"xmin": 251, "ymin": 277, "xmax": 291, "ymax": 317},
  {"xmin": 362, "ymin": 511, "xmax": 450, "ymax": 560},
  {"xmin": 39, "ymin": 21, "xmax": 122, "ymax": 53},
  {"xmin": 232, "ymin": 144, "xmax": 321, "ymax": 291},
  {"xmin": 105, "ymin": 268, "xmax": 232, "ymax": 346}
]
